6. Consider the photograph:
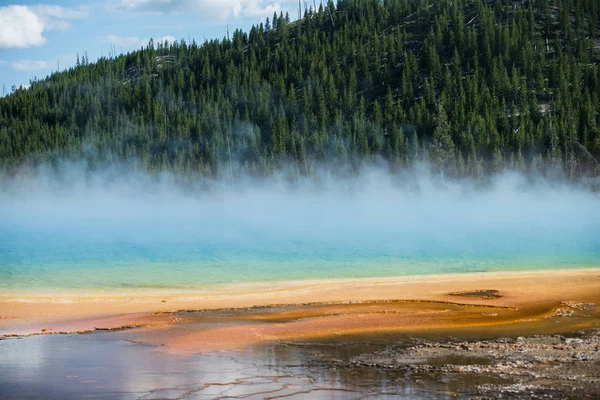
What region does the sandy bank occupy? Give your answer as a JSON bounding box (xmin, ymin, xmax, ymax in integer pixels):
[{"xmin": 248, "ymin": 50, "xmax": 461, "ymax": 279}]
[{"xmin": 1, "ymin": 268, "xmax": 599, "ymax": 351}]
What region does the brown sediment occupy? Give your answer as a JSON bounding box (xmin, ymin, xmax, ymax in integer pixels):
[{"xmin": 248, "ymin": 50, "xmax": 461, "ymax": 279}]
[
  {"xmin": 154, "ymin": 298, "xmax": 518, "ymax": 314},
  {"xmin": 449, "ymin": 289, "xmax": 502, "ymax": 299},
  {"xmin": 144, "ymin": 299, "xmax": 600, "ymax": 354},
  {"xmin": 1, "ymin": 269, "xmax": 599, "ymax": 352},
  {"xmin": 0, "ymin": 312, "xmax": 176, "ymax": 339},
  {"xmin": 265, "ymin": 387, "xmax": 362, "ymax": 399},
  {"xmin": 0, "ymin": 323, "xmax": 144, "ymax": 339}
]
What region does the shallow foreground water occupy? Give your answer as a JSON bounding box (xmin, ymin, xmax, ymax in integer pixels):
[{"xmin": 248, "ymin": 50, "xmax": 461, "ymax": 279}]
[
  {"xmin": 0, "ymin": 331, "xmax": 474, "ymax": 400},
  {"xmin": 2, "ymin": 324, "xmax": 599, "ymax": 399}
]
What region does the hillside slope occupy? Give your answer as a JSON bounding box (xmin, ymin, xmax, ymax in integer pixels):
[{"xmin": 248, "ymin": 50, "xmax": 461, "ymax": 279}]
[{"xmin": 1, "ymin": 0, "xmax": 599, "ymax": 180}]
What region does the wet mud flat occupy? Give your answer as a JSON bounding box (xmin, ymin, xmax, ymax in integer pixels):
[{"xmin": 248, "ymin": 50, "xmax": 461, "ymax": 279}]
[
  {"xmin": 2, "ymin": 329, "xmax": 599, "ymax": 399},
  {"xmin": 312, "ymin": 330, "xmax": 600, "ymax": 399},
  {"xmin": 0, "ymin": 331, "xmax": 495, "ymax": 400}
]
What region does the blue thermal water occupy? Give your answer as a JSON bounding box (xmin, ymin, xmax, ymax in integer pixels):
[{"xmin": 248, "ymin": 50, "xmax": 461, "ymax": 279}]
[
  {"xmin": 1, "ymin": 177, "xmax": 599, "ymax": 292},
  {"xmin": 1, "ymin": 213, "xmax": 599, "ymax": 291}
]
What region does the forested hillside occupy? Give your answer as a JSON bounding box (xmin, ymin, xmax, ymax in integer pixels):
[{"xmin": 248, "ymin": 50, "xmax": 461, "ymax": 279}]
[{"xmin": 1, "ymin": 0, "xmax": 599, "ymax": 180}]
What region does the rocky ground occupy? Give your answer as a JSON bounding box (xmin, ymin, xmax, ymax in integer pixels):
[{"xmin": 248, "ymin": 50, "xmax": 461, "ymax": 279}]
[{"xmin": 316, "ymin": 330, "xmax": 600, "ymax": 399}]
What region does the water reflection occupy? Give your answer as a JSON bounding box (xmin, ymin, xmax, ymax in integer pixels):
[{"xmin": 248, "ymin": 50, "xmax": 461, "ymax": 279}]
[{"xmin": 0, "ymin": 331, "xmax": 492, "ymax": 399}]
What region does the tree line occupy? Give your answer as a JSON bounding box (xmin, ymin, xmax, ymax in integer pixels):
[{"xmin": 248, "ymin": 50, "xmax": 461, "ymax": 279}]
[{"xmin": 1, "ymin": 0, "xmax": 599, "ymax": 181}]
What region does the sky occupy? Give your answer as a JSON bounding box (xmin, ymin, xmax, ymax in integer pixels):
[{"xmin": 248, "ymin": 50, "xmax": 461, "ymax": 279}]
[{"xmin": 0, "ymin": 0, "xmax": 302, "ymax": 94}]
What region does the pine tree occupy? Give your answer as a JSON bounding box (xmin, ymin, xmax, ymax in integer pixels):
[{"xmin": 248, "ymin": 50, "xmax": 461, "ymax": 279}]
[{"xmin": 430, "ymin": 104, "xmax": 455, "ymax": 177}]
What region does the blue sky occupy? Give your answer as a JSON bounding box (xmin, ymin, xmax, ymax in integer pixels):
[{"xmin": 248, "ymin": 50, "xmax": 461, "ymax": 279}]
[{"xmin": 0, "ymin": 0, "xmax": 301, "ymax": 93}]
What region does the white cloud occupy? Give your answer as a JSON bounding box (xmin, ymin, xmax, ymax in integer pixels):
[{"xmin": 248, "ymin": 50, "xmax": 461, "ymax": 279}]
[
  {"xmin": 98, "ymin": 34, "xmax": 143, "ymax": 47},
  {"xmin": 10, "ymin": 60, "xmax": 51, "ymax": 71},
  {"xmin": 153, "ymin": 35, "xmax": 177, "ymax": 44},
  {"xmin": 117, "ymin": 0, "xmax": 294, "ymax": 21},
  {"xmin": 31, "ymin": 4, "xmax": 88, "ymax": 20},
  {"xmin": 243, "ymin": 2, "xmax": 282, "ymax": 18},
  {"xmin": 0, "ymin": 54, "xmax": 75, "ymax": 72},
  {"xmin": 0, "ymin": 5, "xmax": 46, "ymax": 49},
  {"xmin": 30, "ymin": 4, "xmax": 88, "ymax": 31},
  {"xmin": 97, "ymin": 34, "xmax": 177, "ymax": 50},
  {"xmin": 0, "ymin": 4, "xmax": 87, "ymax": 49}
]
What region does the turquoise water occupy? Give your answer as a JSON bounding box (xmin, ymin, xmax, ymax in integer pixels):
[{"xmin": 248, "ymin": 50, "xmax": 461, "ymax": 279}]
[
  {"xmin": 2, "ymin": 224, "xmax": 599, "ymax": 291},
  {"xmin": 1, "ymin": 175, "xmax": 600, "ymax": 292}
]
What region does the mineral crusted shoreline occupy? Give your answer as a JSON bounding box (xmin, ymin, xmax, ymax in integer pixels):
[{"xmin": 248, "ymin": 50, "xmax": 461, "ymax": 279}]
[{"xmin": 319, "ymin": 330, "xmax": 600, "ymax": 399}]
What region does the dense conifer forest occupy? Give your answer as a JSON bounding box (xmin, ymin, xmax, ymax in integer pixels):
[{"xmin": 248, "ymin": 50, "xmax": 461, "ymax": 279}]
[{"xmin": 1, "ymin": 0, "xmax": 599, "ymax": 181}]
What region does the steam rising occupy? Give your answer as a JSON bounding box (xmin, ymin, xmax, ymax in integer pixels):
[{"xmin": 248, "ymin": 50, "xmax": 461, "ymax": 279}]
[{"xmin": 1, "ymin": 163, "xmax": 599, "ymax": 289}]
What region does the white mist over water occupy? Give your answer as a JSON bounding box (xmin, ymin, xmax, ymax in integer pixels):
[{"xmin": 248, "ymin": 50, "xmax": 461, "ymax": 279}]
[{"xmin": 1, "ymin": 165, "xmax": 599, "ymax": 290}]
